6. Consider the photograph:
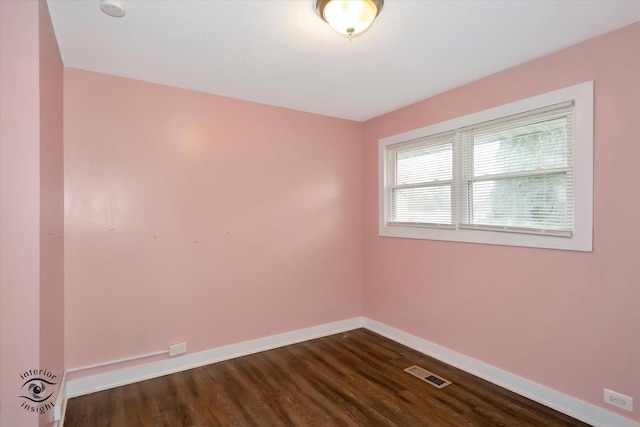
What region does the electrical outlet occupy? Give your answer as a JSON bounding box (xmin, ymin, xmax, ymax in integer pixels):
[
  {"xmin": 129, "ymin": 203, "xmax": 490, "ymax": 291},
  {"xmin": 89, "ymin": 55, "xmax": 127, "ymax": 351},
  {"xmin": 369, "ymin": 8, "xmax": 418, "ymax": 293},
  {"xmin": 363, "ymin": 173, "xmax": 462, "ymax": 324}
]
[
  {"xmin": 169, "ymin": 342, "xmax": 187, "ymax": 357},
  {"xmin": 604, "ymin": 388, "xmax": 633, "ymax": 412}
]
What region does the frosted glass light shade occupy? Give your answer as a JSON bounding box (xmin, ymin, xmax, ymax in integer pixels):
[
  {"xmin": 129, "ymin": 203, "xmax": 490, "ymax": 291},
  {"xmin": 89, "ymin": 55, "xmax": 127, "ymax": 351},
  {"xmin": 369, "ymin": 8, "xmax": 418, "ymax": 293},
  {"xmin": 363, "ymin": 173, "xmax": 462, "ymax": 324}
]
[{"xmin": 317, "ymin": 0, "xmax": 382, "ymax": 37}]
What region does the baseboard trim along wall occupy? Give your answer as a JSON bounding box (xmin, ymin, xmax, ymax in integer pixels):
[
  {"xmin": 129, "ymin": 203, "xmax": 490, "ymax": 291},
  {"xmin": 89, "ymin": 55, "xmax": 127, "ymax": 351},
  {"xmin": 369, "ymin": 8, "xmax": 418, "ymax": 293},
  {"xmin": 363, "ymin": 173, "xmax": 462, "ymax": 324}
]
[
  {"xmin": 65, "ymin": 317, "xmax": 365, "ymax": 398},
  {"xmin": 53, "ymin": 370, "xmax": 67, "ymax": 427},
  {"xmin": 362, "ymin": 319, "xmax": 638, "ymax": 427},
  {"xmin": 63, "ymin": 317, "xmax": 638, "ymax": 427}
]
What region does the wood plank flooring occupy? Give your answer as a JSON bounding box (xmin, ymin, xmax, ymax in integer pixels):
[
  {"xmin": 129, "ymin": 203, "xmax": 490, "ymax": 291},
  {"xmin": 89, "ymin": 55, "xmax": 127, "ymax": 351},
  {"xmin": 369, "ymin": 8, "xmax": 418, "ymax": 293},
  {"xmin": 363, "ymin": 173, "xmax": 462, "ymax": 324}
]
[{"xmin": 64, "ymin": 329, "xmax": 591, "ymax": 426}]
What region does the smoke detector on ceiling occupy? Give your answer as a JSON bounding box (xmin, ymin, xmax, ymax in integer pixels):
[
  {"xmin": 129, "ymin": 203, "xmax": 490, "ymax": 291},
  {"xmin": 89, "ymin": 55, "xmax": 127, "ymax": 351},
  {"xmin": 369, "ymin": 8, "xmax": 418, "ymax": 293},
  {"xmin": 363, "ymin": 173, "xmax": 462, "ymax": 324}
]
[{"xmin": 100, "ymin": 0, "xmax": 126, "ymax": 18}]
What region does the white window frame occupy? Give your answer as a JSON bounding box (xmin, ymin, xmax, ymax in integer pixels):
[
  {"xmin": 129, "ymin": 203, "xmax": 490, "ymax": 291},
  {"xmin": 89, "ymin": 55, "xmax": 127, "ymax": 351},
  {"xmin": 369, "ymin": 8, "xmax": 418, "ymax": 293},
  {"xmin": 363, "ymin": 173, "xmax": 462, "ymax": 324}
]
[{"xmin": 378, "ymin": 81, "xmax": 593, "ymax": 252}]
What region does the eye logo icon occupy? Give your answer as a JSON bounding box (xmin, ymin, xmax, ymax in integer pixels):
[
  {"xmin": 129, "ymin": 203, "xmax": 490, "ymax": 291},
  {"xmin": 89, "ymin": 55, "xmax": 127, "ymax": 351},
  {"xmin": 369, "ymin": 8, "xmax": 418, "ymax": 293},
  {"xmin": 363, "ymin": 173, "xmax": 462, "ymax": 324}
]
[
  {"xmin": 20, "ymin": 378, "xmax": 55, "ymax": 403},
  {"xmin": 19, "ymin": 368, "xmax": 58, "ymax": 414}
]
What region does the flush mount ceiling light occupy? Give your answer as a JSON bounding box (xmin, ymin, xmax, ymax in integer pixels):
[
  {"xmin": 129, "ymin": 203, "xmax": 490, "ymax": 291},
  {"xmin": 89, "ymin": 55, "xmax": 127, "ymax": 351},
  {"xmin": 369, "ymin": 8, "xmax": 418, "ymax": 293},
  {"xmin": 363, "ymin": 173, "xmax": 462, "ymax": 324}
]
[{"xmin": 316, "ymin": 0, "xmax": 383, "ymax": 38}]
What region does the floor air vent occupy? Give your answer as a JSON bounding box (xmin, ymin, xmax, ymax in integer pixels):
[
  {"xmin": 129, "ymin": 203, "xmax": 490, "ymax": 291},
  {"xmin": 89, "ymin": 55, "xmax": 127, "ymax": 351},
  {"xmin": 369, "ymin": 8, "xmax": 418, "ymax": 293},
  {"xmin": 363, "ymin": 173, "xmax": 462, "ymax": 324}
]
[{"xmin": 404, "ymin": 365, "xmax": 452, "ymax": 389}]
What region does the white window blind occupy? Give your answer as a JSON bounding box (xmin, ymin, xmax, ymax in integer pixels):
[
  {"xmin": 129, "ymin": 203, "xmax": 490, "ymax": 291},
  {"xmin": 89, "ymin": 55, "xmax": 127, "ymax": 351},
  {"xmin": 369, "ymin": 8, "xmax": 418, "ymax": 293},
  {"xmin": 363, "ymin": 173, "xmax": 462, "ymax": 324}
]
[
  {"xmin": 386, "ymin": 132, "xmax": 455, "ymax": 227},
  {"xmin": 384, "ymin": 103, "xmax": 575, "ymax": 237},
  {"xmin": 457, "ymin": 102, "xmax": 574, "ymax": 236}
]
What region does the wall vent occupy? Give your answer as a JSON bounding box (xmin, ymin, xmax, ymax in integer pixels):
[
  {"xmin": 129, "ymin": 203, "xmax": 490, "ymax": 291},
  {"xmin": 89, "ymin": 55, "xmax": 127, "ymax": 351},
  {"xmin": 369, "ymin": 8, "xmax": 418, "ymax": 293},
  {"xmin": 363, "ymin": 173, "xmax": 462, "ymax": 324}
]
[{"xmin": 404, "ymin": 365, "xmax": 452, "ymax": 389}]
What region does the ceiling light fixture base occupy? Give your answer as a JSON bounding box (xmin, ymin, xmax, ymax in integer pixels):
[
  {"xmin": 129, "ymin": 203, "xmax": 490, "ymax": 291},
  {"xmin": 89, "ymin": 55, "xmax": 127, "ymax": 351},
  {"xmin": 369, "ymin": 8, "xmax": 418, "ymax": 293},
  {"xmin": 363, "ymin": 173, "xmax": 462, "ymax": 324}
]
[
  {"xmin": 316, "ymin": 0, "xmax": 383, "ymax": 38},
  {"xmin": 101, "ymin": 0, "xmax": 126, "ymax": 18}
]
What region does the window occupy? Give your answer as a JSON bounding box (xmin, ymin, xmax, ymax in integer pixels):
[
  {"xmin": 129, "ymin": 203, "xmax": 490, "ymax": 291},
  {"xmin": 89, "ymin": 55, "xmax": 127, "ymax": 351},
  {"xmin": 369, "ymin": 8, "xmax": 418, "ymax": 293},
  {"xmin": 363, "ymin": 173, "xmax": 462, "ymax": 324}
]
[{"xmin": 379, "ymin": 82, "xmax": 593, "ymax": 251}]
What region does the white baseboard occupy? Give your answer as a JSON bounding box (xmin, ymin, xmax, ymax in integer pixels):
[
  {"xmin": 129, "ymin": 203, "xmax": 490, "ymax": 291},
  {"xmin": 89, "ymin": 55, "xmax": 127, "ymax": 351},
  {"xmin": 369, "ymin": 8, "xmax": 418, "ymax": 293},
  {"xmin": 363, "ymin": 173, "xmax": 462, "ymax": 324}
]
[
  {"xmin": 66, "ymin": 317, "xmax": 364, "ymax": 398},
  {"xmin": 63, "ymin": 316, "xmax": 638, "ymax": 427},
  {"xmin": 363, "ymin": 318, "xmax": 639, "ymax": 427}
]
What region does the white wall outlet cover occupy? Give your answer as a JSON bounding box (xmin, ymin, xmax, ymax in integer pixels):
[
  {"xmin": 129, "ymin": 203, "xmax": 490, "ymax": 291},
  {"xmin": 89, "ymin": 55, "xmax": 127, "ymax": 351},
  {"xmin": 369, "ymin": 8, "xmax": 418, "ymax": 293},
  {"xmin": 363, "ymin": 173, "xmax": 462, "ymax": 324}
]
[
  {"xmin": 604, "ymin": 388, "xmax": 634, "ymax": 412},
  {"xmin": 169, "ymin": 342, "xmax": 187, "ymax": 357}
]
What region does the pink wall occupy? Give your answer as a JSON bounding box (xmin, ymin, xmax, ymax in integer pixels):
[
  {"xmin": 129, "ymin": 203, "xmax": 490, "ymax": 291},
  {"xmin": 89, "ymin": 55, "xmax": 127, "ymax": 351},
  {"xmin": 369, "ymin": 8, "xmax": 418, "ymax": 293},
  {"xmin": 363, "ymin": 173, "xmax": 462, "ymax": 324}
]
[
  {"xmin": 0, "ymin": 1, "xmax": 41, "ymax": 425},
  {"xmin": 63, "ymin": 69, "xmax": 363, "ymax": 371},
  {"xmin": 38, "ymin": 0, "xmax": 65, "ymax": 425},
  {"xmin": 0, "ymin": 1, "xmax": 64, "ymax": 426},
  {"xmin": 362, "ymin": 23, "xmax": 640, "ymax": 422}
]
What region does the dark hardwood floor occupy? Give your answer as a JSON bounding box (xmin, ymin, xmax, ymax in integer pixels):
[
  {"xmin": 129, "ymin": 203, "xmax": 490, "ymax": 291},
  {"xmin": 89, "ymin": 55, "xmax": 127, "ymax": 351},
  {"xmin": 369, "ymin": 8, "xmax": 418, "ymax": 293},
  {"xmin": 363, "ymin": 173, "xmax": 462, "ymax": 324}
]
[{"xmin": 65, "ymin": 329, "xmax": 591, "ymax": 426}]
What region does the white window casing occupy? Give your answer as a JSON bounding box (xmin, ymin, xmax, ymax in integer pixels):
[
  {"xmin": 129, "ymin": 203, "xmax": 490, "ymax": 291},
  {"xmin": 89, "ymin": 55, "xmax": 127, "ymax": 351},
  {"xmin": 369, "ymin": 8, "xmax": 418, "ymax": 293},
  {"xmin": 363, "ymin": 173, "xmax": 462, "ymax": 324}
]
[{"xmin": 378, "ymin": 81, "xmax": 593, "ymax": 251}]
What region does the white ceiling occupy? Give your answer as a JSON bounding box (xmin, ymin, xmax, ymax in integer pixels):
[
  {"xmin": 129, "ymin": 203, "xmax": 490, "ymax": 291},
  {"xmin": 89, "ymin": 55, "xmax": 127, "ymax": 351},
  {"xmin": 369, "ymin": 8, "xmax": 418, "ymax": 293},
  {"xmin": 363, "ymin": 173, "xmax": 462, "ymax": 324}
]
[{"xmin": 47, "ymin": 0, "xmax": 640, "ymax": 122}]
